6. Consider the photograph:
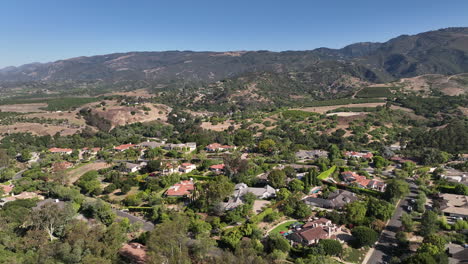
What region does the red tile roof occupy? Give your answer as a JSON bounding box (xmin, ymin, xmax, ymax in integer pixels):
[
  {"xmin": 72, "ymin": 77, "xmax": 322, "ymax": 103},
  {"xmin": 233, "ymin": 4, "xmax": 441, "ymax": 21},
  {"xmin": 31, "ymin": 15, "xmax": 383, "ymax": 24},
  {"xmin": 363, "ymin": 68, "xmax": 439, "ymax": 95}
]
[
  {"xmin": 206, "ymin": 143, "xmax": 235, "ymax": 150},
  {"xmin": 114, "ymin": 144, "xmax": 135, "ymax": 151},
  {"xmin": 210, "ymin": 164, "xmax": 225, "ymax": 170},
  {"xmin": 0, "ymin": 184, "xmax": 14, "ymax": 194},
  {"xmin": 165, "ymin": 180, "xmax": 194, "ymax": 197},
  {"xmin": 298, "ymin": 227, "xmax": 329, "ymax": 242},
  {"xmin": 83, "ymin": 147, "xmax": 101, "ymax": 152},
  {"xmin": 206, "ymin": 143, "xmax": 222, "ymax": 150},
  {"xmin": 49, "ymin": 147, "xmax": 72, "ymax": 153}
]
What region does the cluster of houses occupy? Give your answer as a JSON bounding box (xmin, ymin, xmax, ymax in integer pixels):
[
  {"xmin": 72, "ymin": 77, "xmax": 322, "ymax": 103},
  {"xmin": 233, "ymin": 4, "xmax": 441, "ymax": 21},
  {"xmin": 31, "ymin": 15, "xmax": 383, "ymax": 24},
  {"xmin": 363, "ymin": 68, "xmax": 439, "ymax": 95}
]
[{"xmin": 340, "ymin": 171, "xmax": 387, "ymax": 192}]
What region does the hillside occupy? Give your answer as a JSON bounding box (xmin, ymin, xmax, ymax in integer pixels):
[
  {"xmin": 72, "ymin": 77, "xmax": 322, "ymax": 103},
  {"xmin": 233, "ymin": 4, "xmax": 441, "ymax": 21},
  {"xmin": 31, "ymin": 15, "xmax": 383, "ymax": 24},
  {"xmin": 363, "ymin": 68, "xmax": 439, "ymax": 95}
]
[{"xmin": 1, "ymin": 27, "xmax": 468, "ymax": 87}]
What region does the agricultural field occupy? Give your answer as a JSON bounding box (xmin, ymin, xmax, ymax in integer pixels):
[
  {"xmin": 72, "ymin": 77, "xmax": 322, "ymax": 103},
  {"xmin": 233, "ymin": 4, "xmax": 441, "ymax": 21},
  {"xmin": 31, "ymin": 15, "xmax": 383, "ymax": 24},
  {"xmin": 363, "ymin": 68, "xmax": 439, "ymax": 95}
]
[
  {"xmin": 293, "ymin": 102, "xmax": 386, "ymax": 114},
  {"xmin": 355, "ymin": 86, "xmax": 393, "ymax": 98},
  {"xmin": 0, "ymin": 103, "xmax": 47, "ymax": 113},
  {"xmin": 43, "ymin": 97, "xmax": 100, "ymax": 111}
]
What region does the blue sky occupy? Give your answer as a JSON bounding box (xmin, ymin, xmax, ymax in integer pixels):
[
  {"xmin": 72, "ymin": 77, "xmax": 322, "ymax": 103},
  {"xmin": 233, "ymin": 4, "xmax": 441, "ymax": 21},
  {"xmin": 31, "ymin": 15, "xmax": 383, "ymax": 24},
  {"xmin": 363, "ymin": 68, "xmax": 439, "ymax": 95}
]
[{"xmin": 0, "ymin": 0, "xmax": 467, "ymax": 68}]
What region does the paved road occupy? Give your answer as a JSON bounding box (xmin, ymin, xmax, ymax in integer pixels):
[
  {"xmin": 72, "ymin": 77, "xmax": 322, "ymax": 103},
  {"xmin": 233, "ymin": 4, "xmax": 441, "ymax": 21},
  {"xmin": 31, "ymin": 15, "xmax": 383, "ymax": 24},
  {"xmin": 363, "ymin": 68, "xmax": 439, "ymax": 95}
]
[
  {"xmin": 365, "ymin": 180, "xmax": 418, "ymax": 264},
  {"xmin": 113, "ymin": 209, "xmax": 155, "ymax": 232},
  {"xmin": 12, "ymin": 169, "xmax": 27, "ymax": 180}
]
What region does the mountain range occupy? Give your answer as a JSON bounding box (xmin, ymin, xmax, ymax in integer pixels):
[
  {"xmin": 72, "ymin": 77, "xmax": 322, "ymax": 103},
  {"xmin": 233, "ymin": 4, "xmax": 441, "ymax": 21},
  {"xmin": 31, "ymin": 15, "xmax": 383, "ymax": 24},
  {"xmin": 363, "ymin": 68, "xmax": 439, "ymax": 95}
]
[{"xmin": 1, "ymin": 27, "xmax": 467, "ymax": 86}]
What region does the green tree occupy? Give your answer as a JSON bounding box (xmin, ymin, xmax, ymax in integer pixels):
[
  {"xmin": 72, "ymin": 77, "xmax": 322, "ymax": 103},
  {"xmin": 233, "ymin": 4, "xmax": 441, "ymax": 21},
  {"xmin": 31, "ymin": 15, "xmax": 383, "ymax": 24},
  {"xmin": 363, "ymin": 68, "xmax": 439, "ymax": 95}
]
[
  {"xmin": 454, "ymin": 184, "xmax": 468, "ymax": 195},
  {"xmin": 384, "ymin": 179, "xmax": 409, "ymax": 202},
  {"xmin": 318, "ymin": 239, "xmax": 343, "ymax": 256},
  {"xmin": 147, "ymin": 214, "xmax": 192, "ymax": 264},
  {"xmin": 82, "ymin": 199, "xmax": 115, "ymax": 226},
  {"xmin": 258, "ymin": 139, "xmax": 276, "ymax": 154},
  {"xmin": 268, "ymin": 170, "xmax": 287, "ymax": 188},
  {"xmin": 20, "ymin": 149, "xmax": 32, "ymax": 162},
  {"xmin": 276, "ymin": 188, "xmax": 291, "ymax": 201},
  {"xmin": 403, "ymin": 253, "xmax": 437, "ymax": 264},
  {"xmin": 328, "ymin": 144, "xmax": 341, "ymax": 160},
  {"xmin": 194, "ymin": 175, "xmax": 234, "ymax": 212},
  {"xmin": 346, "ymin": 201, "xmax": 367, "ymax": 224},
  {"xmin": 351, "ymin": 226, "xmax": 379, "ymax": 247},
  {"xmin": 373, "ymin": 156, "xmax": 388, "ymax": 169},
  {"xmin": 76, "ymin": 170, "xmax": 102, "ymax": 195},
  {"xmin": 145, "ymin": 147, "xmax": 164, "ymax": 160},
  {"xmin": 415, "ymin": 191, "xmax": 427, "ymax": 213},
  {"xmin": 422, "ymin": 234, "xmax": 446, "ymax": 254},
  {"xmin": 420, "ymin": 211, "xmax": 439, "ymax": 238},
  {"xmin": 265, "ymin": 232, "xmax": 290, "ymax": 253},
  {"xmin": 289, "ymin": 179, "xmax": 305, "ymax": 193},
  {"xmin": 401, "ymin": 213, "xmax": 414, "ymax": 232},
  {"xmin": 367, "ymin": 197, "xmax": 395, "ymax": 221},
  {"xmin": 30, "ymin": 202, "xmax": 75, "ymax": 241}
]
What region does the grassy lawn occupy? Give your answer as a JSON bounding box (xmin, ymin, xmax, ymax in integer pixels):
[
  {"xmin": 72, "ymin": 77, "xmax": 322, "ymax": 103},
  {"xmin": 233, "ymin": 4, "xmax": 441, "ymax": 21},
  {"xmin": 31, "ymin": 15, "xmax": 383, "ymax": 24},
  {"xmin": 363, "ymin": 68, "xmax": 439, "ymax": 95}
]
[
  {"xmin": 318, "ymin": 165, "xmax": 336, "ymax": 180},
  {"xmin": 270, "ymin": 220, "xmax": 303, "ymax": 234},
  {"xmin": 342, "ymin": 246, "xmax": 368, "ymax": 263},
  {"xmin": 109, "ymin": 186, "xmax": 139, "ymax": 202}
]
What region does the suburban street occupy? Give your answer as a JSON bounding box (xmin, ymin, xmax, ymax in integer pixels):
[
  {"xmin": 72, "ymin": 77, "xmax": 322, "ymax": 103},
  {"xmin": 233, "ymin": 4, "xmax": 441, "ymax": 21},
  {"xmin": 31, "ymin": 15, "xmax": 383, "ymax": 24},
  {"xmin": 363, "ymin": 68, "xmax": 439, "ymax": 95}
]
[
  {"xmin": 113, "ymin": 209, "xmax": 155, "ymax": 232},
  {"xmin": 364, "ymin": 180, "xmax": 418, "ymax": 264}
]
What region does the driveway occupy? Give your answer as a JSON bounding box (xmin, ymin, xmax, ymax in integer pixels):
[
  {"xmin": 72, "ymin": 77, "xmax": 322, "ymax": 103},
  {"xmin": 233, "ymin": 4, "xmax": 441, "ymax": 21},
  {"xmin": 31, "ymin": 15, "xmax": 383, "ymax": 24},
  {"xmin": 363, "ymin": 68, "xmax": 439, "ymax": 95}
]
[{"xmin": 364, "ymin": 180, "xmax": 418, "ymax": 264}]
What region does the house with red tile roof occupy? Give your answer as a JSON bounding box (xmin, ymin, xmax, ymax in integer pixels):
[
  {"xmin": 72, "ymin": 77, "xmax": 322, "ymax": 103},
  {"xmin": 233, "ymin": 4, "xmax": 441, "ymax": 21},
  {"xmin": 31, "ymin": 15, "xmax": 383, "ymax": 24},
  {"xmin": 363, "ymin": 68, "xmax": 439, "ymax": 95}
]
[
  {"xmin": 114, "ymin": 143, "xmax": 136, "ymax": 152},
  {"xmin": 288, "ymin": 218, "xmax": 341, "ymax": 245},
  {"xmin": 0, "ymin": 192, "xmax": 45, "ymax": 206},
  {"xmin": 179, "ymin": 163, "xmax": 196, "ymax": 173},
  {"xmin": 341, "ymin": 171, "xmax": 386, "ymax": 192},
  {"xmin": 165, "ymin": 179, "xmax": 195, "ymax": 197},
  {"xmin": 82, "ymin": 147, "xmax": 101, "ymax": 155},
  {"xmin": 288, "ymin": 227, "xmax": 330, "ymax": 245},
  {"xmin": 205, "ymin": 143, "xmax": 236, "ymax": 152},
  {"xmin": 161, "ymin": 162, "xmax": 179, "ymax": 175},
  {"xmin": 344, "ymin": 151, "xmax": 373, "ymax": 160},
  {"xmin": 48, "ymin": 148, "xmax": 73, "ymax": 155},
  {"xmin": 209, "ymin": 164, "xmax": 225, "ymax": 173}
]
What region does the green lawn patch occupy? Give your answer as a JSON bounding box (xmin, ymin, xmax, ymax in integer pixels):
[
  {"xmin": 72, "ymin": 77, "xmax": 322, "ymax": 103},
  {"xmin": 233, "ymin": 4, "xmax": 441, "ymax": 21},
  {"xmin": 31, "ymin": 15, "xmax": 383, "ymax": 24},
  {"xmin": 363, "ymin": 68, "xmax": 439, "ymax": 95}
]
[
  {"xmin": 282, "ymin": 110, "xmax": 320, "ymax": 120},
  {"xmin": 342, "ymin": 246, "xmax": 368, "ymax": 263},
  {"xmin": 251, "ymin": 207, "xmax": 273, "ymax": 223},
  {"xmin": 0, "ymin": 96, "xmax": 100, "ymax": 111},
  {"xmin": 42, "ymin": 97, "xmax": 100, "ymax": 111},
  {"xmin": 318, "ymin": 165, "xmax": 336, "ymax": 180},
  {"xmin": 270, "ymin": 220, "xmax": 303, "ymax": 234},
  {"xmin": 356, "ymin": 86, "xmax": 393, "ymax": 98}
]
